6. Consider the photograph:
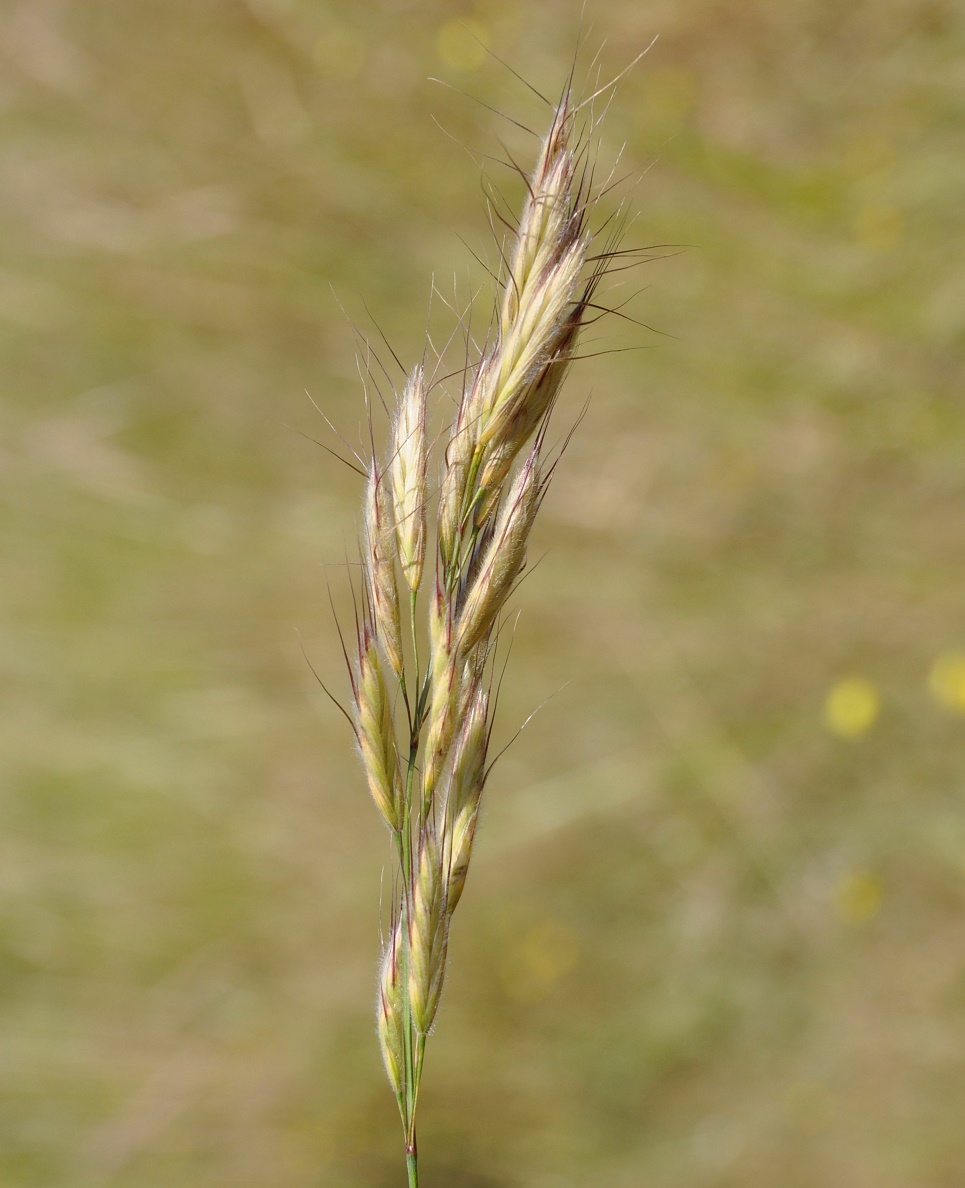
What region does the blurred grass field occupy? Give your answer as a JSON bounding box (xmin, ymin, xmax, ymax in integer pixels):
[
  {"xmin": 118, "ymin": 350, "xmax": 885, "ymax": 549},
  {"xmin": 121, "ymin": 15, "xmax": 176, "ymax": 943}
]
[{"xmin": 2, "ymin": 0, "xmax": 965, "ymax": 1184}]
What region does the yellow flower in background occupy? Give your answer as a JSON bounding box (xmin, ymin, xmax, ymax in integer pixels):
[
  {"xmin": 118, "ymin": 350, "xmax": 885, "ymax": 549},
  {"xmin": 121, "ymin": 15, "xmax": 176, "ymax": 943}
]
[
  {"xmin": 834, "ymin": 869, "xmax": 883, "ymax": 924},
  {"xmin": 824, "ymin": 677, "xmax": 880, "ymax": 738},
  {"xmin": 436, "ymin": 20, "xmax": 490, "ymax": 72},
  {"xmin": 929, "ymin": 653, "xmax": 965, "ymax": 714}
]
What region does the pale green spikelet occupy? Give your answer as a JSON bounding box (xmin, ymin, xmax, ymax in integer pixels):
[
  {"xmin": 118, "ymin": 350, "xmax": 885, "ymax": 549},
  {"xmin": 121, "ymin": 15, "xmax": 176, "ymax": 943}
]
[
  {"xmin": 438, "ymin": 416, "xmax": 475, "ymax": 573},
  {"xmin": 391, "ymin": 367, "xmax": 428, "ymax": 593},
  {"xmin": 377, "ymin": 924, "xmax": 406, "ymax": 1100},
  {"xmin": 422, "ymin": 651, "xmax": 460, "ymax": 809},
  {"xmin": 364, "ymin": 459, "xmax": 405, "ymax": 681},
  {"xmin": 456, "ymin": 447, "xmax": 540, "ymax": 655},
  {"xmin": 354, "ymin": 634, "xmax": 401, "ymax": 832},
  {"xmin": 407, "ymin": 831, "xmax": 449, "ymax": 1035},
  {"xmin": 444, "ymin": 685, "xmax": 490, "ymax": 913},
  {"xmin": 500, "ymin": 96, "xmax": 576, "ymax": 332},
  {"xmin": 476, "ymin": 242, "xmax": 586, "ymax": 452}
]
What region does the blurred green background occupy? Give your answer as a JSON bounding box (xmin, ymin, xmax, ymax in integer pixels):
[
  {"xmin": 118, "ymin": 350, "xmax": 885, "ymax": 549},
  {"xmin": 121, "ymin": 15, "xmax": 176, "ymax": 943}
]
[{"xmin": 3, "ymin": 0, "xmax": 964, "ymax": 1184}]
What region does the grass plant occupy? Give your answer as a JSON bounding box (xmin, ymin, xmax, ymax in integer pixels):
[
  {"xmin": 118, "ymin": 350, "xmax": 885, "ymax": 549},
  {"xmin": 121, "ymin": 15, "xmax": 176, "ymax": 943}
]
[{"xmin": 342, "ymin": 75, "xmax": 639, "ymax": 1185}]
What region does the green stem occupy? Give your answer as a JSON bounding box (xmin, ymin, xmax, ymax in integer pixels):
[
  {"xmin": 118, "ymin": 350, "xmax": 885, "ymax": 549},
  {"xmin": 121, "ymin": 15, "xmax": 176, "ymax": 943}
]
[
  {"xmin": 400, "ymin": 753, "xmax": 417, "ymax": 1136},
  {"xmin": 400, "ymin": 700, "xmax": 423, "ymax": 1185},
  {"xmin": 412, "ymin": 1033, "xmax": 427, "ymax": 1118},
  {"xmin": 400, "ymin": 576, "xmax": 427, "ymax": 1188},
  {"xmin": 409, "ymin": 589, "xmax": 420, "ymax": 691}
]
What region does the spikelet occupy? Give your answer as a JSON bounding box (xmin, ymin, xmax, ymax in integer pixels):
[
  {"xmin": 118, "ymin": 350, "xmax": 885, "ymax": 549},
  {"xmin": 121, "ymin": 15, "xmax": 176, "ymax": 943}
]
[
  {"xmin": 476, "ymin": 325, "xmax": 574, "ymax": 501},
  {"xmin": 473, "ymin": 99, "xmax": 588, "ymax": 470},
  {"xmin": 377, "ymin": 924, "xmax": 405, "ymax": 1098},
  {"xmin": 447, "ymin": 683, "xmax": 489, "ymax": 819},
  {"xmin": 390, "ymin": 368, "xmax": 428, "ymax": 593},
  {"xmin": 407, "ymin": 831, "xmax": 449, "ymax": 1035},
  {"xmin": 456, "ymin": 447, "xmax": 540, "ymax": 655},
  {"xmin": 363, "ymin": 460, "xmax": 404, "ymax": 681},
  {"xmin": 444, "ymin": 685, "xmax": 489, "ymax": 913},
  {"xmin": 478, "ymin": 247, "xmax": 586, "ymax": 451},
  {"xmin": 354, "ymin": 632, "xmax": 401, "ymax": 832},
  {"xmin": 421, "ymin": 591, "xmax": 460, "ymax": 807},
  {"xmin": 499, "ymin": 97, "xmax": 576, "ymax": 332},
  {"xmin": 438, "ymin": 415, "xmax": 474, "ymax": 574}
]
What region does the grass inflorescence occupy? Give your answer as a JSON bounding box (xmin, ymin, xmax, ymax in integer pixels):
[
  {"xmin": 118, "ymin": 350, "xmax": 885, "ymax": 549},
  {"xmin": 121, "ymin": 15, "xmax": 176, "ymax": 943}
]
[{"xmin": 342, "ymin": 73, "xmax": 645, "ymax": 1185}]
